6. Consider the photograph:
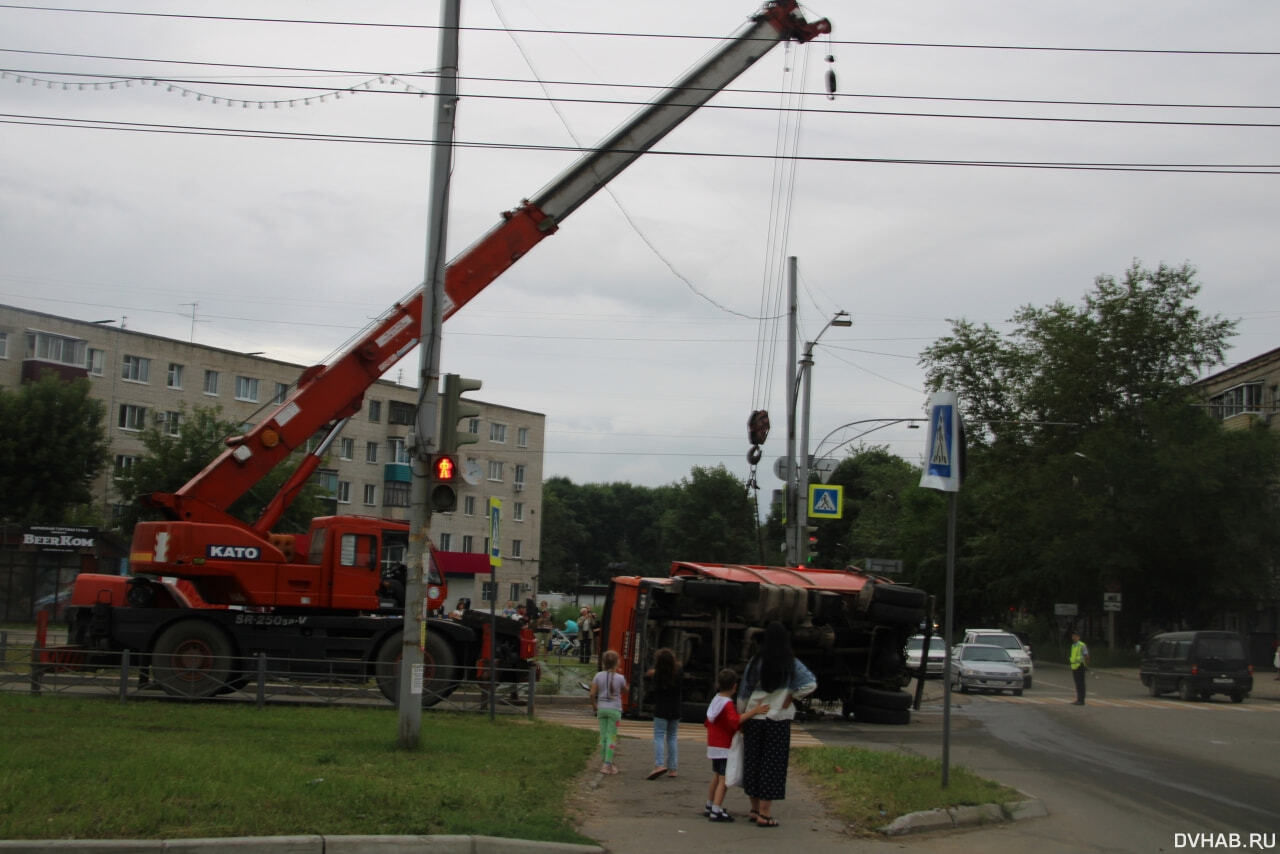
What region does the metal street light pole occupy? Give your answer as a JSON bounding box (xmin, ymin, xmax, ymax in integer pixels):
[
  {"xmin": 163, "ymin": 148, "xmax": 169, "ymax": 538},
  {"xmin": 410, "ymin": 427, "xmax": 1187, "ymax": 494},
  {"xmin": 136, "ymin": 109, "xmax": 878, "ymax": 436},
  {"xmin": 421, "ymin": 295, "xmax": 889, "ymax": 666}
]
[{"xmin": 795, "ymin": 310, "xmax": 852, "ymax": 561}]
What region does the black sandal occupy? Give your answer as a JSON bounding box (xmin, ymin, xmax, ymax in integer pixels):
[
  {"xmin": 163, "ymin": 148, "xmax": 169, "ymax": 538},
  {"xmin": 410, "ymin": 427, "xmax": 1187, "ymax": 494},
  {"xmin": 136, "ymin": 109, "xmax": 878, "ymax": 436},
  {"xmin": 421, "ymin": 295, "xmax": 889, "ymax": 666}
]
[{"xmin": 757, "ymin": 817, "xmax": 778, "ymax": 828}]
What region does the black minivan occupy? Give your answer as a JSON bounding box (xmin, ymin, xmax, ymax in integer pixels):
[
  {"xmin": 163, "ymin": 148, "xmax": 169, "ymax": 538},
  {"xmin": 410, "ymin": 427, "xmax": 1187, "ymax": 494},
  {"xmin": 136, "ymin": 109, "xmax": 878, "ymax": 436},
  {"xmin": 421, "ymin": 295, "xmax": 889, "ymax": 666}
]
[{"xmin": 1140, "ymin": 630, "xmax": 1253, "ymax": 702}]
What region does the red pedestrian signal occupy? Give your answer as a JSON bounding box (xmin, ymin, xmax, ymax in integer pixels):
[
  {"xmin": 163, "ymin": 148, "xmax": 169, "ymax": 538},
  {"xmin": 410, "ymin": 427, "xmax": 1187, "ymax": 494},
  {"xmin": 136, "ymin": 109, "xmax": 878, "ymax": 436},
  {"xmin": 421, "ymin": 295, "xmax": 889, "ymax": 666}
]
[{"xmin": 434, "ymin": 455, "xmax": 456, "ymax": 482}]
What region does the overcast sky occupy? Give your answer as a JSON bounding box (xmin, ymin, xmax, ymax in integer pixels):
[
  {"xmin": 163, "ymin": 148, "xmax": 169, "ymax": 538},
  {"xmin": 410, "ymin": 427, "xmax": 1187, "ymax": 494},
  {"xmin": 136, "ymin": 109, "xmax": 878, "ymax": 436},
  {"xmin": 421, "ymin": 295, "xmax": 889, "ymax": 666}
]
[{"xmin": 3, "ymin": 1, "xmax": 1277, "ymax": 491}]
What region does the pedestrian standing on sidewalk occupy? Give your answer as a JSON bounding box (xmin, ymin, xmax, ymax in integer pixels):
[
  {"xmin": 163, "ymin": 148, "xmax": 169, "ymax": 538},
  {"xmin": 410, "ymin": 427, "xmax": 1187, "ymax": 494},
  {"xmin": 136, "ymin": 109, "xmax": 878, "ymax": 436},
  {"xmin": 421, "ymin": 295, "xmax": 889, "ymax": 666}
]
[
  {"xmin": 705, "ymin": 667, "xmax": 769, "ymax": 822},
  {"xmin": 1070, "ymin": 629, "xmax": 1090, "ymax": 705},
  {"xmin": 590, "ymin": 649, "xmax": 627, "ymax": 775},
  {"xmin": 646, "ymin": 647, "xmax": 682, "ymax": 780},
  {"xmin": 737, "ymin": 621, "xmax": 817, "ymax": 828}
]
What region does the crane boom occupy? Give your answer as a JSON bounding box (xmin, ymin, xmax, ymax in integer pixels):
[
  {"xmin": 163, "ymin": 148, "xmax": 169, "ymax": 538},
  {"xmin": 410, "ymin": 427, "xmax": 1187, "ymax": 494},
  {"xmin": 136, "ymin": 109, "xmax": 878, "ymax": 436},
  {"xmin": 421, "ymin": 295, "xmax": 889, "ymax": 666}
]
[{"xmin": 144, "ymin": 1, "xmax": 830, "ymax": 528}]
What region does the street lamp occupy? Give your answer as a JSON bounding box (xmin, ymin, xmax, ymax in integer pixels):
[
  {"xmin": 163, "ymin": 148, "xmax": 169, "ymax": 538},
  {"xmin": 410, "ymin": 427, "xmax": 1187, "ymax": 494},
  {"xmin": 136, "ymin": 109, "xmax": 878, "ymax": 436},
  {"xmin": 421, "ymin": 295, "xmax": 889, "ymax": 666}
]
[
  {"xmin": 813, "ymin": 418, "xmax": 925, "ymax": 461},
  {"xmin": 787, "ymin": 310, "xmax": 852, "ymax": 565}
]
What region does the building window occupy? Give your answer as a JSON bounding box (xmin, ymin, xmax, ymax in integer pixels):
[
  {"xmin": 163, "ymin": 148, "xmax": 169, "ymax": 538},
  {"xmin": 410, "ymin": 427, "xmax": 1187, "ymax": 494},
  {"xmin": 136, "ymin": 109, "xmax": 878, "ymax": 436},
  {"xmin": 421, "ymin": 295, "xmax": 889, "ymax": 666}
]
[
  {"xmin": 113, "ymin": 454, "xmax": 139, "ymax": 479},
  {"xmin": 339, "ymin": 438, "xmax": 354, "ymax": 460},
  {"xmin": 438, "ymin": 533, "xmax": 452, "ymax": 551},
  {"xmin": 120, "ymin": 355, "xmax": 150, "ymax": 383},
  {"xmin": 462, "ymin": 535, "xmax": 475, "ymax": 553},
  {"xmin": 163, "ymin": 410, "xmax": 181, "ymax": 436},
  {"xmin": 463, "ymin": 495, "xmax": 476, "ymax": 516},
  {"xmin": 235, "ymin": 376, "xmax": 259, "ymax": 402},
  {"xmin": 25, "ymin": 331, "xmax": 86, "ymax": 366},
  {"xmin": 368, "ymin": 400, "xmax": 382, "ymax": 422},
  {"xmin": 511, "ymin": 539, "xmax": 523, "ymax": 558},
  {"xmin": 204, "ymin": 370, "xmax": 219, "ymax": 395},
  {"xmin": 167, "ymin": 363, "xmax": 183, "ymax": 389},
  {"xmin": 317, "ymin": 469, "xmax": 338, "ymax": 498},
  {"xmin": 388, "ymin": 400, "xmax": 414, "ymax": 426},
  {"xmin": 118, "ymin": 404, "xmax": 147, "ymax": 431},
  {"xmin": 389, "ymin": 438, "xmax": 410, "ymax": 465},
  {"xmin": 86, "ymin": 348, "xmax": 104, "ymax": 375},
  {"xmin": 489, "ymin": 422, "xmax": 507, "ymax": 443},
  {"xmin": 1209, "ymin": 382, "xmax": 1263, "ymax": 420},
  {"xmin": 513, "ymin": 502, "xmax": 524, "ymax": 522},
  {"xmin": 514, "ymin": 464, "xmax": 526, "ymax": 490},
  {"xmin": 362, "ymin": 483, "xmax": 377, "ymax": 506},
  {"xmin": 274, "ymin": 382, "xmax": 289, "ymax": 404},
  {"xmin": 365, "ymin": 441, "xmax": 378, "ymax": 463},
  {"xmin": 384, "ymin": 481, "xmax": 410, "ymax": 507},
  {"xmin": 517, "ymin": 427, "xmax": 529, "ymax": 447},
  {"xmin": 480, "ymin": 580, "xmax": 495, "ymax": 602},
  {"xmin": 337, "ymin": 481, "xmax": 351, "ymax": 504},
  {"xmin": 488, "ymin": 460, "xmax": 504, "ymax": 482},
  {"xmin": 467, "ymin": 417, "xmax": 480, "ymax": 439},
  {"xmin": 0, "ymin": 331, "xmax": 6, "ymax": 358}
]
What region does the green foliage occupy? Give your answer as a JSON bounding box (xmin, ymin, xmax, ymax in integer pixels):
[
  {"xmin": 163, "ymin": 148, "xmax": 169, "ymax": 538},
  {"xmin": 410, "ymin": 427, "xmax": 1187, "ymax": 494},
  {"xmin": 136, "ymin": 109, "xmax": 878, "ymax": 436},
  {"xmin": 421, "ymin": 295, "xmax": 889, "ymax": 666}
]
[
  {"xmin": 538, "ymin": 466, "xmax": 756, "ymax": 590},
  {"xmin": 915, "ymin": 260, "xmax": 1280, "ymax": 636},
  {"xmin": 0, "ymin": 373, "xmax": 108, "ymax": 524},
  {"xmin": 112, "ymin": 405, "xmax": 331, "ymax": 537}
]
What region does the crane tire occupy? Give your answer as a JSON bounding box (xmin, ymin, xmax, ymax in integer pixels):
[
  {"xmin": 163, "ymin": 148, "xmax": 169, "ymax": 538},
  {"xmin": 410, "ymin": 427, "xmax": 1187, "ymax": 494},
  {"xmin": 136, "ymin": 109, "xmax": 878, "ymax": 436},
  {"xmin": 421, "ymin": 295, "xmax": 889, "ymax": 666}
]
[
  {"xmin": 853, "ymin": 704, "xmax": 910, "ymax": 725},
  {"xmin": 853, "ymin": 686, "xmax": 912, "ymax": 711},
  {"xmin": 375, "ymin": 631, "xmax": 458, "ymax": 707},
  {"xmin": 152, "ymin": 620, "xmax": 234, "ymax": 699}
]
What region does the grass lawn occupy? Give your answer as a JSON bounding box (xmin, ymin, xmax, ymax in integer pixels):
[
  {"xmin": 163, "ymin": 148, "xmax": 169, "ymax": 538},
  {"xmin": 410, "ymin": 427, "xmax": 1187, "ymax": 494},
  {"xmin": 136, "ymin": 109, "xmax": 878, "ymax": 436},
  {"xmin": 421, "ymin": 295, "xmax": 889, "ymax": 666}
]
[{"xmin": 0, "ymin": 691, "xmax": 1025, "ymax": 843}]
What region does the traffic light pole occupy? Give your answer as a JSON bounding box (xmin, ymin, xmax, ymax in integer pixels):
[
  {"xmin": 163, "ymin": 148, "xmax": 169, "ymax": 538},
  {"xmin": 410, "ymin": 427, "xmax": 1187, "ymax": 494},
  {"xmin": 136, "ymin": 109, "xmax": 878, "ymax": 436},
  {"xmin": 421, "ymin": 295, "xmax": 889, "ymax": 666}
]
[{"xmin": 399, "ymin": 0, "xmax": 460, "ymax": 749}]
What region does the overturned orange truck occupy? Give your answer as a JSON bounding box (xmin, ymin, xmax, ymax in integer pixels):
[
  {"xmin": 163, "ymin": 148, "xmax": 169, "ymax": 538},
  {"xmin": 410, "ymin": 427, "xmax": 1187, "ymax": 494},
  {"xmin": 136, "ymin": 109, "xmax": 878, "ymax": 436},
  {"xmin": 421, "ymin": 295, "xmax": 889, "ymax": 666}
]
[{"xmin": 600, "ymin": 562, "xmax": 928, "ymax": 725}]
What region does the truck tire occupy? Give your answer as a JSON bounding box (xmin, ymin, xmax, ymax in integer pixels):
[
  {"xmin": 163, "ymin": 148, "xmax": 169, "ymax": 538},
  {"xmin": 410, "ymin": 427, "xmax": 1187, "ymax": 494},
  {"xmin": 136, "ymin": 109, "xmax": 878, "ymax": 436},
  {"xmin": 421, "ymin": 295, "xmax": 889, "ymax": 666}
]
[
  {"xmin": 866, "ymin": 602, "xmax": 923, "ymax": 626},
  {"xmin": 854, "ymin": 686, "xmax": 912, "ymax": 711},
  {"xmin": 151, "ymin": 620, "xmax": 234, "ymax": 698},
  {"xmin": 680, "ymin": 580, "xmax": 744, "ymax": 606},
  {"xmin": 869, "ymin": 583, "xmax": 927, "ymax": 609},
  {"xmin": 375, "ymin": 631, "xmax": 458, "ymax": 707},
  {"xmin": 853, "ymin": 704, "xmax": 910, "ymax": 725}
]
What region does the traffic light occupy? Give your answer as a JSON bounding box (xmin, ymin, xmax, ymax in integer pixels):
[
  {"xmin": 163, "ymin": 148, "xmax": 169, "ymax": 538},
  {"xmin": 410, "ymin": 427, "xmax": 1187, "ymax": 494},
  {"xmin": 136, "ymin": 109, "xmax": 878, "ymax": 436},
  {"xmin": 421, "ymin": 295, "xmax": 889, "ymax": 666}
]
[
  {"xmin": 440, "ymin": 373, "xmax": 482, "ymax": 455},
  {"xmin": 430, "ymin": 454, "xmax": 458, "ymax": 513}
]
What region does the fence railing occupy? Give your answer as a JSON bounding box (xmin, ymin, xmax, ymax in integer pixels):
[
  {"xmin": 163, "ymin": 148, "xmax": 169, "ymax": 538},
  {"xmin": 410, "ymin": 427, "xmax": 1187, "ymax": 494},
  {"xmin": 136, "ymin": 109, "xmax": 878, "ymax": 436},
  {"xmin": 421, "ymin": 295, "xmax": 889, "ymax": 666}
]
[{"xmin": 0, "ymin": 632, "xmax": 592, "ymax": 715}]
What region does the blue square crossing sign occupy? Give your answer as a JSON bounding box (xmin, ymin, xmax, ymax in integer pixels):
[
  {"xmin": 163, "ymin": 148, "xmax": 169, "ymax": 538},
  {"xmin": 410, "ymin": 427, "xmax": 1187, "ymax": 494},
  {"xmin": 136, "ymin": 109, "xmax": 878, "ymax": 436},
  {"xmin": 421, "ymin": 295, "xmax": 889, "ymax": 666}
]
[{"xmin": 808, "ymin": 484, "xmax": 843, "ymax": 519}]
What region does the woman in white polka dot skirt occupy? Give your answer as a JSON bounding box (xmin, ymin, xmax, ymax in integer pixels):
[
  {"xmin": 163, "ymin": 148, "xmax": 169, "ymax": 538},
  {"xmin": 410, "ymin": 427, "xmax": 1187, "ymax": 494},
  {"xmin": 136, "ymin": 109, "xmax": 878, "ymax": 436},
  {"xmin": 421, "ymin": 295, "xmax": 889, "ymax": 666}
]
[{"xmin": 735, "ymin": 621, "xmax": 817, "ymax": 828}]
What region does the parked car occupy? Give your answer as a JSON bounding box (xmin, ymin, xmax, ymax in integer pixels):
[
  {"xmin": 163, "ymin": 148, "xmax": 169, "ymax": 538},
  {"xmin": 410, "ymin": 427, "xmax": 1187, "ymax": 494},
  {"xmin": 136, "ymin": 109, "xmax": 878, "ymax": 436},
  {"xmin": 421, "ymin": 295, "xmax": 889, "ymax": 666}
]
[
  {"xmin": 1140, "ymin": 630, "xmax": 1253, "ymax": 703},
  {"xmin": 950, "ymin": 643, "xmax": 1024, "ymax": 696},
  {"xmin": 905, "ymin": 634, "xmax": 947, "ymax": 678},
  {"xmin": 963, "ymin": 628, "xmax": 1034, "ymax": 688}
]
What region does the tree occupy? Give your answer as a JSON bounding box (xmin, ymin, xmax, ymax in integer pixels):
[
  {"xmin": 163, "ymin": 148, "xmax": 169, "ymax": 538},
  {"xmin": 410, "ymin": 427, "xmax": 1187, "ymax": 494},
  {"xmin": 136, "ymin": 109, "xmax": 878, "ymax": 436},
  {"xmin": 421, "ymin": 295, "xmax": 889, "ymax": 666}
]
[
  {"xmin": 917, "ymin": 261, "xmax": 1280, "ymax": 637},
  {"xmin": 112, "ymin": 405, "xmax": 331, "ymax": 537},
  {"xmin": 0, "ymin": 373, "xmax": 108, "ymax": 524},
  {"xmin": 658, "ymin": 465, "xmax": 756, "ymax": 564}
]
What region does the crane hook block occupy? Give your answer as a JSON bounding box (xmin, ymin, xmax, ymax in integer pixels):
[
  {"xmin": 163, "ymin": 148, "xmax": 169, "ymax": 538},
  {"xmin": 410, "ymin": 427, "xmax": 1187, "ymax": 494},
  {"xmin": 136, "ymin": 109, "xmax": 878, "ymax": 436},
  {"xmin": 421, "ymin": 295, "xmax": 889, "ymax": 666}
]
[{"xmin": 748, "ymin": 410, "xmax": 771, "ymax": 447}]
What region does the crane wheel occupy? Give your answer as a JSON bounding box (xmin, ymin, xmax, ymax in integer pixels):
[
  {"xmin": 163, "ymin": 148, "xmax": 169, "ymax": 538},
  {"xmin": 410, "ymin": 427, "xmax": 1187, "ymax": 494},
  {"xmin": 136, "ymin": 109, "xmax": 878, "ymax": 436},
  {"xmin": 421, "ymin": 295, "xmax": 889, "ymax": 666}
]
[
  {"xmin": 151, "ymin": 620, "xmax": 234, "ymax": 698},
  {"xmin": 375, "ymin": 631, "xmax": 458, "ymax": 707}
]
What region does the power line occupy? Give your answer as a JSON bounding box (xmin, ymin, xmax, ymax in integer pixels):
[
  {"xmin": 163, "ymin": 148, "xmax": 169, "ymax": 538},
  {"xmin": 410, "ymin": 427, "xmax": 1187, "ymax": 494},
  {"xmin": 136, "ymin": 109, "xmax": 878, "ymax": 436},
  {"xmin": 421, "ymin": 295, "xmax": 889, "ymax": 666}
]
[
  {"xmin": 5, "ymin": 112, "xmax": 1279, "ymax": 174},
  {"xmin": 2, "ymin": 4, "xmax": 1279, "ymax": 56}
]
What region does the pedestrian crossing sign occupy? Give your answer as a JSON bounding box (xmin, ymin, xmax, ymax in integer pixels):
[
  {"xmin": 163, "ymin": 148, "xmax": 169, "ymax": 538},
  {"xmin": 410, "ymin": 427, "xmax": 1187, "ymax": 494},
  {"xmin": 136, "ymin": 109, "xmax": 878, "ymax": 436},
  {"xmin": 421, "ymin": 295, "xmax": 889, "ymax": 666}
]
[{"xmin": 808, "ymin": 484, "xmax": 843, "ymax": 519}]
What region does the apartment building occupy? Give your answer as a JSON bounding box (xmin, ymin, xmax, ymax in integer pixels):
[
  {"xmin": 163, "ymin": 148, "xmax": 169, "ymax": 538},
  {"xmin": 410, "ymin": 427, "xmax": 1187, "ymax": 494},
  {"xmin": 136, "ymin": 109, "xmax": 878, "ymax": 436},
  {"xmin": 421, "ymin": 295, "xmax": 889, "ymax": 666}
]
[
  {"xmin": 0, "ymin": 304, "xmax": 545, "ymax": 608},
  {"xmin": 1194, "ymin": 345, "xmax": 1280, "ymax": 433}
]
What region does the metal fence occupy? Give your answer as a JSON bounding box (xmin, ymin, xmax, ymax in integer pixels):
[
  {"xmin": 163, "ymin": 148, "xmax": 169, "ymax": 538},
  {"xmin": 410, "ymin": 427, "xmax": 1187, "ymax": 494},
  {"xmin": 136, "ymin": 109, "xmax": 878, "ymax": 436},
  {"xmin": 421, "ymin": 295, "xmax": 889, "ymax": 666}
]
[{"xmin": 0, "ymin": 631, "xmax": 592, "ymax": 715}]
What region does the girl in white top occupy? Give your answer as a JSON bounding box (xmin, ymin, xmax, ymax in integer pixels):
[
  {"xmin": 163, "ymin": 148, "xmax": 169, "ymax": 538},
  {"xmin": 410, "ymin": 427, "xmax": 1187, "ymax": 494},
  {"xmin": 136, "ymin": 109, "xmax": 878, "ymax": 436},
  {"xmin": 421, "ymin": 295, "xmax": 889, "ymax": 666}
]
[{"xmin": 590, "ymin": 649, "xmax": 627, "ymax": 775}]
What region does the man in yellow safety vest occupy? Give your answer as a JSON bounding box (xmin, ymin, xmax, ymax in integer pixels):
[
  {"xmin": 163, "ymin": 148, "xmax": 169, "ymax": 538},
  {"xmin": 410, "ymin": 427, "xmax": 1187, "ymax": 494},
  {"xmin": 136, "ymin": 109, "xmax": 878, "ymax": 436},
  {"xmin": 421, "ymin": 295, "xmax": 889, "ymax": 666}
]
[{"xmin": 1069, "ymin": 629, "xmax": 1090, "ymax": 705}]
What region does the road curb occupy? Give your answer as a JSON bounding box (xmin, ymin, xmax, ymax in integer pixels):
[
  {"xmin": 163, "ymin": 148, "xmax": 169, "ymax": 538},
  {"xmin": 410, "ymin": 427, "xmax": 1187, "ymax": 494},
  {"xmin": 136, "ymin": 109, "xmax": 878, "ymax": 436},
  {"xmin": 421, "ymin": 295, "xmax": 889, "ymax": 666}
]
[
  {"xmin": 879, "ymin": 797, "xmax": 1046, "ymax": 836},
  {"xmin": 0, "ymin": 836, "xmax": 605, "ymax": 854}
]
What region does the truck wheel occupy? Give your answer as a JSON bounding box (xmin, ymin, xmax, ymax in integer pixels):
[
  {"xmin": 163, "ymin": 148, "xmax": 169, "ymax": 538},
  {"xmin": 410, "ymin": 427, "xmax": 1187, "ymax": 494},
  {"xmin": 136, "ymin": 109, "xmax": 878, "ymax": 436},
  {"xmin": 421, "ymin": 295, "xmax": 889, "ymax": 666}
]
[
  {"xmin": 869, "ymin": 584, "xmax": 927, "ymax": 609},
  {"xmin": 375, "ymin": 632, "xmax": 458, "ymax": 707},
  {"xmin": 853, "ymin": 704, "xmax": 910, "ymax": 725},
  {"xmin": 866, "ymin": 602, "xmax": 923, "ymax": 626},
  {"xmin": 680, "ymin": 580, "xmax": 744, "ymax": 605},
  {"xmin": 854, "ymin": 686, "xmax": 912, "ymax": 711},
  {"xmin": 152, "ymin": 621, "xmax": 234, "ymax": 698},
  {"xmin": 1229, "ymin": 692, "xmax": 1245, "ymax": 704}
]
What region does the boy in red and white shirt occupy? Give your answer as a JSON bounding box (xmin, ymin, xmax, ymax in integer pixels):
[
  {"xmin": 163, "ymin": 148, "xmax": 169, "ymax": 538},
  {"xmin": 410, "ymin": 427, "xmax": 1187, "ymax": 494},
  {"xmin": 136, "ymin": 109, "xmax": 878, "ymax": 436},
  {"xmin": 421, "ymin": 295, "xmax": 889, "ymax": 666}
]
[{"xmin": 704, "ymin": 667, "xmax": 769, "ymax": 822}]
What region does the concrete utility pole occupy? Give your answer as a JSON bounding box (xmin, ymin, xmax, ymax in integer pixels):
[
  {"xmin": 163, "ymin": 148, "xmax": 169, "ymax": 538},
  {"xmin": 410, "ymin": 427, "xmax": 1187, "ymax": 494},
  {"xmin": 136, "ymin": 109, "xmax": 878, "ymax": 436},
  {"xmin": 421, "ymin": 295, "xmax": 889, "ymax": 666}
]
[
  {"xmin": 785, "ymin": 258, "xmax": 800, "ymax": 566},
  {"xmin": 399, "ymin": 0, "xmax": 460, "ymax": 749}
]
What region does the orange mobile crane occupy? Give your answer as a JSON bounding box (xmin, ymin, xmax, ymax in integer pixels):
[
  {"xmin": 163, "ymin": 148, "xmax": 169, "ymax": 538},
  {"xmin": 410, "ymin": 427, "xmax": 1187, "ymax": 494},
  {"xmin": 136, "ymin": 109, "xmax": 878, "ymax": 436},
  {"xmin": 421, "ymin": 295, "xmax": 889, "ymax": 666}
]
[{"xmin": 53, "ymin": 2, "xmax": 833, "ymax": 703}]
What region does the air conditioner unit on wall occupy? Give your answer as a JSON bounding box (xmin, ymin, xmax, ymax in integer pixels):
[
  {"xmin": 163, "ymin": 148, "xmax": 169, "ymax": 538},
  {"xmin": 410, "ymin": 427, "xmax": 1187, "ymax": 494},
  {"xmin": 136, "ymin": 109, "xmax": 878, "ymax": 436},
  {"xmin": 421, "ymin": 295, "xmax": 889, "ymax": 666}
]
[
  {"xmin": 153, "ymin": 412, "xmax": 167, "ymax": 424},
  {"xmin": 514, "ymin": 482, "xmax": 524, "ymax": 492}
]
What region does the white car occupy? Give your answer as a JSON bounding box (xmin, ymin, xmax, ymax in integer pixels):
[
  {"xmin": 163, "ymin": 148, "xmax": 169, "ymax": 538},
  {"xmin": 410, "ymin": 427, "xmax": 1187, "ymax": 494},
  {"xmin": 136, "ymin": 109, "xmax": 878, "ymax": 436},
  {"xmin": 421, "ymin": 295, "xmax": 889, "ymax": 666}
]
[
  {"xmin": 963, "ymin": 629, "xmax": 1034, "ymax": 688},
  {"xmin": 950, "ymin": 644, "xmax": 1024, "ymax": 696},
  {"xmin": 905, "ymin": 635, "xmax": 947, "ymax": 678}
]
